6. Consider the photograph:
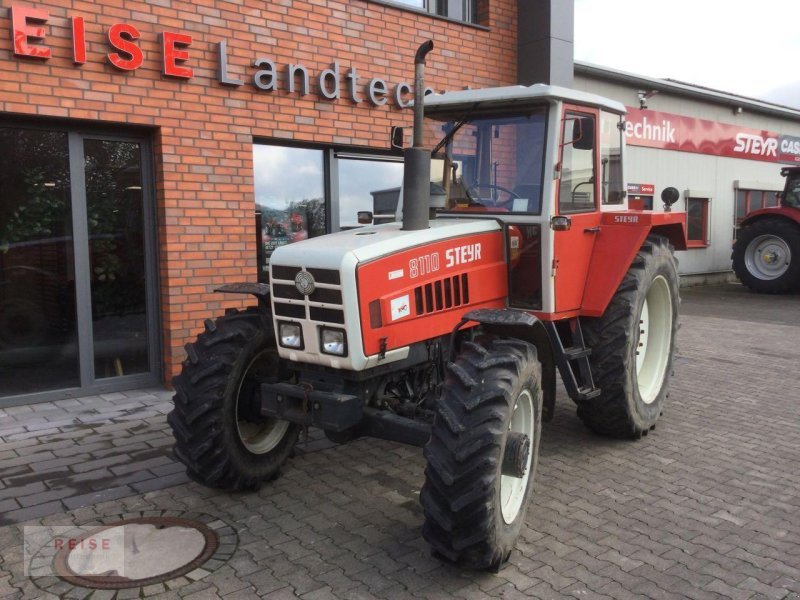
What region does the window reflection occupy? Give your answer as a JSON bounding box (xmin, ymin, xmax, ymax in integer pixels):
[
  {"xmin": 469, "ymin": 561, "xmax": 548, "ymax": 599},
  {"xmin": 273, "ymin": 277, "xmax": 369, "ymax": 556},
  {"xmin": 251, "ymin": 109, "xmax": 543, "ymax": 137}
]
[
  {"xmin": 254, "ymin": 145, "xmax": 326, "ymax": 280},
  {"xmin": 338, "ymin": 158, "xmax": 404, "ymax": 228}
]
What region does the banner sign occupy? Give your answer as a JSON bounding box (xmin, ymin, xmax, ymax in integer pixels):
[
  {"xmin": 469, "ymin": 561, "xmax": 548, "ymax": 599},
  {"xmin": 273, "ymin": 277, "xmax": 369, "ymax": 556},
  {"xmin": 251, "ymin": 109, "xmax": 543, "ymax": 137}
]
[
  {"xmin": 627, "ymin": 183, "xmax": 655, "ymax": 195},
  {"xmin": 625, "ymin": 108, "xmax": 800, "ymax": 166}
]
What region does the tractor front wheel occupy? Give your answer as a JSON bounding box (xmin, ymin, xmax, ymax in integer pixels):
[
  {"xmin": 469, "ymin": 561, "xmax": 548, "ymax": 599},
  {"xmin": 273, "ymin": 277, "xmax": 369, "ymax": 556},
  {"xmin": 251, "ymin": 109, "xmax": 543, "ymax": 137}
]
[
  {"xmin": 579, "ymin": 236, "xmax": 680, "ymax": 438},
  {"xmin": 421, "ymin": 336, "xmax": 542, "ymax": 571},
  {"xmin": 732, "ymin": 218, "xmax": 800, "ymax": 293},
  {"xmin": 168, "ymin": 308, "xmax": 300, "ymax": 491}
]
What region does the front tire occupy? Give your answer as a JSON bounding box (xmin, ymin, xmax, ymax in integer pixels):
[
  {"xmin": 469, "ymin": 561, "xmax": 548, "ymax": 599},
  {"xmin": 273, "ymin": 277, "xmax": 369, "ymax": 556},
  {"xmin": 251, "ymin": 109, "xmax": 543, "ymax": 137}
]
[
  {"xmin": 420, "ymin": 336, "xmax": 542, "ymax": 571},
  {"xmin": 168, "ymin": 308, "xmax": 300, "ymax": 491},
  {"xmin": 579, "ymin": 236, "xmax": 680, "ymax": 438},
  {"xmin": 732, "ymin": 218, "xmax": 800, "ymax": 293}
]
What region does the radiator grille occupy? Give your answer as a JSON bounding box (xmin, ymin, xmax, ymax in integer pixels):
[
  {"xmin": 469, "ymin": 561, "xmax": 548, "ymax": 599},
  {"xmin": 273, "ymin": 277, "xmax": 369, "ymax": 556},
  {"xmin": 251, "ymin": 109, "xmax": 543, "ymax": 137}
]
[{"xmin": 270, "ymin": 265, "xmax": 344, "ymax": 325}]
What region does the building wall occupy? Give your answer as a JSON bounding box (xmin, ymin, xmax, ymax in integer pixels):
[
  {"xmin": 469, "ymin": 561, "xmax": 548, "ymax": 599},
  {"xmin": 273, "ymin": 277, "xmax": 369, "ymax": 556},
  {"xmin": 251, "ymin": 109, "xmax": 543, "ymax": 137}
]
[
  {"xmin": 575, "ymin": 74, "xmax": 800, "ymax": 275},
  {"xmin": 0, "ymin": 0, "xmax": 518, "ymax": 381}
]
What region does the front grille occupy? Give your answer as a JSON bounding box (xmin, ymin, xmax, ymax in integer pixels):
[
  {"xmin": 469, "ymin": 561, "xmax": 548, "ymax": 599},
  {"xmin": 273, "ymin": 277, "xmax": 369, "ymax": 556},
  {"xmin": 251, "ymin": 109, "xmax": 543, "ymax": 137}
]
[
  {"xmin": 414, "ymin": 274, "xmax": 469, "ymax": 316},
  {"xmin": 270, "ymin": 265, "xmax": 345, "ymax": 325}
]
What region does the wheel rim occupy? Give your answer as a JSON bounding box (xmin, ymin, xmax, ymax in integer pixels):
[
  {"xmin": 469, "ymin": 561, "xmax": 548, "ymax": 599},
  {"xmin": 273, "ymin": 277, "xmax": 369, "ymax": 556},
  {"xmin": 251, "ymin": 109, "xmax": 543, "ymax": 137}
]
[
  {"xmin": 235, "ymin": 350, "xmax": 290, "ymax": 455},
  {"xmin": 500, "ymin": 389, "xmax": 534, "ymax": 524},
  {"xmin": 744, "ymin": 234, "xmax": 791, "ymax": 280},
  {"xmin": 636, "ymin": 275, "xmax": 673, "ymax": 405}
]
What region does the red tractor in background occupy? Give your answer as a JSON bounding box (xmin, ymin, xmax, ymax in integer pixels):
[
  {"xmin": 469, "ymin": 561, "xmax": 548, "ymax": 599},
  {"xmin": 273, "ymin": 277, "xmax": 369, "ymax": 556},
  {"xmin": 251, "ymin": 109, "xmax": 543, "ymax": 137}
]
[
  {"xmin": 169, "ymin": 42, "xmax": 688, "ymax": 570},
  {"xmin": 732, "ymin": 167, "xmax": 800, "ymax": 293}
]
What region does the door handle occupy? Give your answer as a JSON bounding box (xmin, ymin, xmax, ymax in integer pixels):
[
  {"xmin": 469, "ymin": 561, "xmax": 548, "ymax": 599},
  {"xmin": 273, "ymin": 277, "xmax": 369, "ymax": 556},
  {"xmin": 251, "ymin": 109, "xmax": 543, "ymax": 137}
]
[{"xmin": 584, "ymin": 226, "xmax": 601, "ymax": 233}]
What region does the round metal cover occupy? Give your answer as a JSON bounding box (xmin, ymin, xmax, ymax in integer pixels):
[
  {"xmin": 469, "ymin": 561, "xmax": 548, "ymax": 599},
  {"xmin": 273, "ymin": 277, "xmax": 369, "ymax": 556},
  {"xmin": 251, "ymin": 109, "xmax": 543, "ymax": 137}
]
[
  {"xmin": 295, "ymin": 270, "xmax": 316, "ymax": 295},
  {"xmin": 52, "ymin": 517, "xmax": 218, "ymax": 590}
]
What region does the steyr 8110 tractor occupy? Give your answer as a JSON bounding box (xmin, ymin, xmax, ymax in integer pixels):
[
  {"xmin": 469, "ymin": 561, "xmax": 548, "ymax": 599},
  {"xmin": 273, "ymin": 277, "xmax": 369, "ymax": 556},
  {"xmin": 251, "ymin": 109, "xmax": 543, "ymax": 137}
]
[
  {"xmin": 169, "ymin": 42, "xmax": 688, "ymax": 570},
  {"xmin": 732, "ymin": 167, "xmax": 800, "ymax": 293}
]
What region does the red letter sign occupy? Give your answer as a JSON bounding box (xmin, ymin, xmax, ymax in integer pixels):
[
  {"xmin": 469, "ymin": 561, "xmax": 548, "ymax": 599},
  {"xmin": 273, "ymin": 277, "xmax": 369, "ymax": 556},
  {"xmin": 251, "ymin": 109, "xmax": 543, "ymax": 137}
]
[
  {"xmin": 107, "ymin": 23, "xmax": 143, "ymax": 71},
  {"xmin": 72, "ymin": 17, "xmax": 86, "ymax": 64},
  {"xmin": 162, "ymin": 32, "xmax": 193, "ymax": 79},
  {"xmin": 11, "ymin": 5, "xmax": 51, "ymax": 59}
]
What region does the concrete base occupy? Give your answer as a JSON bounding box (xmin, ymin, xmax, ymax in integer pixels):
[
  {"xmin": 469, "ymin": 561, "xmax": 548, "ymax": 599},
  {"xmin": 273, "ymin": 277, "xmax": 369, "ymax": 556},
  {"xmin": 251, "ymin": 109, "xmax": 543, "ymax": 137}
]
[{"xmin": 680, "ymin": 270, "xmax": 737, "ymax": 288}]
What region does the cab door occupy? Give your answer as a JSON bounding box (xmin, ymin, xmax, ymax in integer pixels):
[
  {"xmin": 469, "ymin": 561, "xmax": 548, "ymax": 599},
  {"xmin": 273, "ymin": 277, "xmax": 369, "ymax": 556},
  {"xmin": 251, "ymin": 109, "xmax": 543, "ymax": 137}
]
[{"xmin": 553, "ymin": 106, "xmax": 602, "ymax": 312}]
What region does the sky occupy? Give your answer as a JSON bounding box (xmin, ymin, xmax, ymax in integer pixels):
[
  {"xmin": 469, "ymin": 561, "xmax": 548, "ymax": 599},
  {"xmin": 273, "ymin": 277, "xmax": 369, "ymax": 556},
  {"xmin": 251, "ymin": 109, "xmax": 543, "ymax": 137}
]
[{"xmin": 574, "ymin": 0, "xmax": 800, "ymax": 110}]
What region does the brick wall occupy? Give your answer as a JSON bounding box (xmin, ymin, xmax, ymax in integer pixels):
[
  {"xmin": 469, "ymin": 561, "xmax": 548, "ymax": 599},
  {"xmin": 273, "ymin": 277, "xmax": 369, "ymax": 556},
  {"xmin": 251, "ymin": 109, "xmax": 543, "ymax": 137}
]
[{"xmin": 0, "ymin": 0, "xmax": 518, "ymax": 382}]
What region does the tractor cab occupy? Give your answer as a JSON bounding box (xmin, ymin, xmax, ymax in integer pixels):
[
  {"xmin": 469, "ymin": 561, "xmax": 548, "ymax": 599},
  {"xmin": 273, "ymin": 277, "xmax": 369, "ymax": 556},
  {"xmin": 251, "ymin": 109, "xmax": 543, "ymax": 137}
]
[
  {"xmin": 781, "ymin": 167, "xmax": 800, "ymax": 209},
  {"xmin": 412, "ymin": 85, "xmax": 683, "ymax": 318}
]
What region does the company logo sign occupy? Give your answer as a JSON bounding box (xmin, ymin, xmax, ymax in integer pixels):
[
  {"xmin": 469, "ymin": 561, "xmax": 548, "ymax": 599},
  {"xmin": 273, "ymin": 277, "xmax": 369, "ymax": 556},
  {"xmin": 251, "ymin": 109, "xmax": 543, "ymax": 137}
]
[
  {"xmin": 294, "ymin": 271, "xmax": 315, "ymax": 296},
  {"xmin": 9, "ymin": 4, "xmax": 417, "ymax": 108},
  {"xmin": 625, "ymin": 108, "xmax": 800, "ymax": 165}
]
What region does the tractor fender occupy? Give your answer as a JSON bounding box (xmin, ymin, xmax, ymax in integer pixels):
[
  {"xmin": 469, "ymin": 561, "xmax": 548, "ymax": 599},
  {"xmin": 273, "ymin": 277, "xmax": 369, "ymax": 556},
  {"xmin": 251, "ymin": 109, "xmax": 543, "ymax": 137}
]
[
  {"xmin": 739, "ymin": 206, "xmax": 800, "ymax": 229},
  {"xmin": 581, "ymin": 213, "xmax": 686, "ymax": 318},
  {"xmin": 450, "ymin": 308, "xmax": 557, "ymax": 422},
  {"xmin": 214, "ymin": 282, "xmax": 270, "ymax": 300}
]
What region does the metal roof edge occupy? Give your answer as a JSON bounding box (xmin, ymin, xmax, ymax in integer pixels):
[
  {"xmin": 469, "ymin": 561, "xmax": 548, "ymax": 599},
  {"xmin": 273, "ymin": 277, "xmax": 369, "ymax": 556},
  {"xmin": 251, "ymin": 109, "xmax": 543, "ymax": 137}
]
[{"xmin": 574, "ymin": 61, "xmax": 800, "ymax": 122}]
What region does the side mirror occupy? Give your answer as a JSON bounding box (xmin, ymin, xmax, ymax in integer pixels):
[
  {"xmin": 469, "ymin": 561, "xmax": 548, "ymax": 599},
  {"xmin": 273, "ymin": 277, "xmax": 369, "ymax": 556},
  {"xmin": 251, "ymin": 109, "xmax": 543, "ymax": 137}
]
[
  {"xmin": 573, "ymin": 117, "xmax": 595, "ymax": 151},
  {"xmin": 661, "ymin": 187, "xmax": 680, "ymax": 212},
  {"xmin": 357, "ymin": 211, "xmax": 374, "ymax": 225},
  {"xmin": 390, "ymin": 126, "xmax": 405, "ymax": 150}
]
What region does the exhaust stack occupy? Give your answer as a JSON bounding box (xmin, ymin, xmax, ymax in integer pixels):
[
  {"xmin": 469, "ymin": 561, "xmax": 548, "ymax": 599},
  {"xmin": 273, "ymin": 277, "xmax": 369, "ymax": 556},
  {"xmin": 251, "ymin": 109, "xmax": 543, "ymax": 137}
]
[{"xmin": 402, "ymin": 40, "xmax": 434, "ymax": 231}]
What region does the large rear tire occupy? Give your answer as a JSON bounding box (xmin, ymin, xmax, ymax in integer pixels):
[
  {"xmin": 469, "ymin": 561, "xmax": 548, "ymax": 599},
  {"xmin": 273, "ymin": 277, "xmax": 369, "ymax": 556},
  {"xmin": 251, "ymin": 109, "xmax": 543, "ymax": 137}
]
[
  {"xmin": 732, "ymin": 218, "xmax": 800, "ymax": 293},
  {"xmin": 421, "ymin": 336, "xmax": 542, "ymax": 571},
  {"xmin": 579, "ymin": 236, "xmax": 679, "ymax": 438},
  {"xmin": 168, "ymin": 308, "xmax": 300, "ymax": 491}
]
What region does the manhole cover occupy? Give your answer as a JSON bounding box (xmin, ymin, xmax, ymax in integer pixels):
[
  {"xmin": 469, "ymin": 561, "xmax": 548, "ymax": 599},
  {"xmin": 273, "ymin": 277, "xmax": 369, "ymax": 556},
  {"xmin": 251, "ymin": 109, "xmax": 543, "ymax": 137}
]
[{"xmin": 52, "ymin": 517, "xmax": 218, "ymax": 590}]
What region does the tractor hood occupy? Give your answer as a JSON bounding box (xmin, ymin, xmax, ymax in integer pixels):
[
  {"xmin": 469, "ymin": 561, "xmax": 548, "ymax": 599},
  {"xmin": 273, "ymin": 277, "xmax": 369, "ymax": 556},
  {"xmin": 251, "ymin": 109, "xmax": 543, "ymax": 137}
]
[{"xmin": 269, "ymin": 218, "xmax": 501, "ymax": 270}]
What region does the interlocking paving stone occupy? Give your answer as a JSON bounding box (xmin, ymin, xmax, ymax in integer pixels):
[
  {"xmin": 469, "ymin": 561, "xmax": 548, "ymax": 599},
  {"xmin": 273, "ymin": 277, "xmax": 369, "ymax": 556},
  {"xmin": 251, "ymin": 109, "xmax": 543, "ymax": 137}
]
[{"xmin": 0, "ymin": 284, "xmax": 799, "ymax": 598}]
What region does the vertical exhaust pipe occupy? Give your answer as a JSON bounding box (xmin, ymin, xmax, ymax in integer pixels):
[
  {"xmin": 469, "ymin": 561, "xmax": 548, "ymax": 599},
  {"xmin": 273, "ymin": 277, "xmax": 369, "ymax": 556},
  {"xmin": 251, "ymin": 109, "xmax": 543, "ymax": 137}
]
[{"xmin": 402, "ymin": 40, "xmax": 434, "ymax": 231}]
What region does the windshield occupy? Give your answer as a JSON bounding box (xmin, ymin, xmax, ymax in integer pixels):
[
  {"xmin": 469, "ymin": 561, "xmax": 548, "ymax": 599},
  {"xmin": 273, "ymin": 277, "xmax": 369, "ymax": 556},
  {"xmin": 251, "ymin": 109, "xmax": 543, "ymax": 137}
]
[{"xmin": 431, "ymin": 110, "xmax": 548, "ymax": 214}]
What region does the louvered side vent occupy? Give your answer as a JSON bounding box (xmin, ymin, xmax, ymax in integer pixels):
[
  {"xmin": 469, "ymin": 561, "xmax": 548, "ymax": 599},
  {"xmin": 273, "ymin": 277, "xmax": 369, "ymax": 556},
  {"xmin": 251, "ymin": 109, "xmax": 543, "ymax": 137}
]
[{"xmin": 414, "ymin": 274, "xmax": 470, "ymax": 316}]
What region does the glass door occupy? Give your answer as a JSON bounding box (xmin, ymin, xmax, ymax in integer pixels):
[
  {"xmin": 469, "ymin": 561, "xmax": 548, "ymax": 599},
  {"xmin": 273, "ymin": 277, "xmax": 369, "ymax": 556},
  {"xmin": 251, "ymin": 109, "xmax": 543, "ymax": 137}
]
[
  {"xmin": 0, "ymin": 126, "xmax": 158, "ymax": 403},
  {"xmin": 0, "ymin": 128, "xmax": 81, "ymax": 396}
]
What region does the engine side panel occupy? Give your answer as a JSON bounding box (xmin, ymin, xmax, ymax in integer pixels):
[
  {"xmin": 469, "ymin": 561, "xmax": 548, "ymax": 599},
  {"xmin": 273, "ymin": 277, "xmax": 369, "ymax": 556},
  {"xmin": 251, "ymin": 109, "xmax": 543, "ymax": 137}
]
[{"xmin": 356, "ymin": 231, "xmax": 508, "ymax": 356}]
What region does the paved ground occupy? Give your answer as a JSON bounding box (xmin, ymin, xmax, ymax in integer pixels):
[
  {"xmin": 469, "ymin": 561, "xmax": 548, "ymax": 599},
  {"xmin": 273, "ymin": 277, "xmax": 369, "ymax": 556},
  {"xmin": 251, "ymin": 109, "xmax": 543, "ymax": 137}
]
[{"xmin": 1, "ymin": 283, "xmax": 799, "ymax": 599}]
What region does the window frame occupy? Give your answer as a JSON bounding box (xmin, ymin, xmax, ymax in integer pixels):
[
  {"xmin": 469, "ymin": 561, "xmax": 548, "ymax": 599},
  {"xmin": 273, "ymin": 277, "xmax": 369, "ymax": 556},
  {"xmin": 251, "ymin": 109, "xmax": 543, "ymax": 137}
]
[
  {"xmin": 365, "ymin": 0, "xmax": 486, "ymax": 27},
  {"xmin": 686, "ymin": 197, "xmax": 710, "ymax": 249}
]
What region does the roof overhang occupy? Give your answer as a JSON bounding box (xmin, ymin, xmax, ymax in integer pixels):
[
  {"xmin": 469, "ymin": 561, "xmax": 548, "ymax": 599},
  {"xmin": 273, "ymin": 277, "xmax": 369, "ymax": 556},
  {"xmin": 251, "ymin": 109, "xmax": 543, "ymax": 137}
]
[{"xmin": 420, "ymin": 84, "xmax": 627, "ymax": 119}]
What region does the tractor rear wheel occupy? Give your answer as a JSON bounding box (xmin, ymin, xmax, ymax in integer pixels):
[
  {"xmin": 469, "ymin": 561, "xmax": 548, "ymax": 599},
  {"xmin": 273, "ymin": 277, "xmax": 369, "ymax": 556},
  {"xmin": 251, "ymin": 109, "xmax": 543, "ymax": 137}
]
[
  {"xmin": 579, "ymin": 236, "xmax": 679, "ymax": 438},
  {"xmin": 421, "ymin": 336, "xmax": 542, "ymax": 571},
  {"xmin": 168, "ymin": 307, "xmax": 300, "ymax": 491},
  {"xmin": 732, "ymin": 218, "xmax": 800, "ymax": 293}
]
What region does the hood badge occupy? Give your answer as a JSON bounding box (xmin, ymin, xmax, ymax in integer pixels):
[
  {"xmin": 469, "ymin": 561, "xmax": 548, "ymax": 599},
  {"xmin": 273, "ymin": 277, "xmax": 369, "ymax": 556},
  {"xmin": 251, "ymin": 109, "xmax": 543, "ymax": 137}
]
[{"xmin": 295, "ymin": 271, "xmax": 316, "ymax": 296}]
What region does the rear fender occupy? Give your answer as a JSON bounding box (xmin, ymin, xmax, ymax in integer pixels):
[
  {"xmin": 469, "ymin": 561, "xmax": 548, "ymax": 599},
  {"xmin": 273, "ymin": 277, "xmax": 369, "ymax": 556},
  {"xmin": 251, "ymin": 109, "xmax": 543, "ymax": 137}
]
[
  {"xmin": 450, "ymin": 308, "xmax": 557, "ymax": 422},
  {"xmin": 740, "ymin": 207, "xmax": 800, "ymax": 229},
  {"xmin": 581, "ymin": 212, "xmax": 686, "ymax": 317}
]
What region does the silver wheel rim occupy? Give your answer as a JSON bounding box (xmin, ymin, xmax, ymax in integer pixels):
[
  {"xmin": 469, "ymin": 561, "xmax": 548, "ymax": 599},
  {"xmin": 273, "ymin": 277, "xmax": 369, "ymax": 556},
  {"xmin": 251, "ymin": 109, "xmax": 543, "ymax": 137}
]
[
  {"xmin": 636, "ymin": 275, "xmax": 673, "ymax": 405},
  {"xmin": 501, "ymin": 389, "xmax": 534, "ymax": 524},
  {"xmin": 745, "ymin": 234, "xmax": 791, "ymax": 280},
  {"xmin": 235, "ymin": 350, "xmax": 290, "ymax": 455}
]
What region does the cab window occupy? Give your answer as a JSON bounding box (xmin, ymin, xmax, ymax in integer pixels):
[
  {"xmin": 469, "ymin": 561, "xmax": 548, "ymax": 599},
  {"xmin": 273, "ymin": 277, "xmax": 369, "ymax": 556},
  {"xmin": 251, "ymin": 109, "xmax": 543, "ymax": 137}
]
[{"xmin": 558, "ymin": 112, "xmax": 596, "ymax": 213}]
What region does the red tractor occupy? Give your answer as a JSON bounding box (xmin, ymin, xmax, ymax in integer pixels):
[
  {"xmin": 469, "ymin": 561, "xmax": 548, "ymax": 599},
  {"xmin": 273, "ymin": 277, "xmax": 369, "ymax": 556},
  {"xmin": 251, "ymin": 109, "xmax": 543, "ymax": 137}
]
[
  {"xmin": 732, "ymin": 167, "xmax": 800, "ymax": 293},
  {"xmin": 169, "ymin": 42, "xmax": 687, "ymax": 570}
]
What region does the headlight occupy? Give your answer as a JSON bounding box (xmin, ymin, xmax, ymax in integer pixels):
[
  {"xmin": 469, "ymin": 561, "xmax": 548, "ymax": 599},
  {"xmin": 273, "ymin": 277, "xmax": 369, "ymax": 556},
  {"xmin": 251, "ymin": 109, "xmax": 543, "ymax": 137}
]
[
  {"xmin": 278, "ymin": 322, "xmax": 303, "ymax": 349},
  {"xmin": 320, "ymin": 327, "xmax": 347, "ymax": 356}
]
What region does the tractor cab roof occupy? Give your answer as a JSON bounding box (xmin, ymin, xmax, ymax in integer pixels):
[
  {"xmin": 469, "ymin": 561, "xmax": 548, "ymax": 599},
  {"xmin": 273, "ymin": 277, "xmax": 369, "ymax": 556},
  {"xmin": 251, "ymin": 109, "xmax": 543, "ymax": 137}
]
[
  {"xmin": 422, "ymin": 84, "xmax": 627, "ymax": 119},
  {"xmin": 781, "ymin": 166, "xmax": 800, "ymax": 178}
]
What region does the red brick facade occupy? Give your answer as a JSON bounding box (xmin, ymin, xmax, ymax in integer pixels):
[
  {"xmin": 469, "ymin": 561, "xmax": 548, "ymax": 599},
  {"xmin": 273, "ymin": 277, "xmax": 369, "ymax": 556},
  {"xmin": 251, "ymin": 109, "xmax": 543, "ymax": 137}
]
[{"xmin": 0, "ymin": 0, "xmax": 518, "ymax": 382}]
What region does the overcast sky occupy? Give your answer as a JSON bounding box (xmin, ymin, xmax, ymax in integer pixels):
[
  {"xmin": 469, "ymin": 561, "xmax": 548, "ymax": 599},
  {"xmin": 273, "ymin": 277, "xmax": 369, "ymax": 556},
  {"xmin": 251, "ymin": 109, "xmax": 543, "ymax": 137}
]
[{"xmin": 574, "ymin": 0, "xmax": 800, "ymax": 109}]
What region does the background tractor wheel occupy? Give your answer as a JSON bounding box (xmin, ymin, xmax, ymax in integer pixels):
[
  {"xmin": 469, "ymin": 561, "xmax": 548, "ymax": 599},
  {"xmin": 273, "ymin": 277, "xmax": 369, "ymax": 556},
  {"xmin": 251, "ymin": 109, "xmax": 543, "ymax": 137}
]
[
  {"xmin": 168, "ymin": 307, "xmax": 300, "ymax": 491},
  {"xmin": 421, "ymin": 336, "xmax": 542, "ymax": 571},
  {"xmin": 579, "ymin": 236, "xmax": 680, "ymax": 438},
  {"xmin": 732, "ymin": 218, "xmax": 800, "ymax": 293}
]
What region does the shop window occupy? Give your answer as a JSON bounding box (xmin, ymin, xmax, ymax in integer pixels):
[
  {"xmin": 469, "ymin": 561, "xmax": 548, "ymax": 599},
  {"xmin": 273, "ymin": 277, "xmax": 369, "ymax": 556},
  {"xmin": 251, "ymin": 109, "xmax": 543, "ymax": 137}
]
[
  {"xmin": 337, "ymin": 154, "xmax": 404, "ymax": 228},
  {"xmin": 0, "ymin": 125, "xmax": 158, "ymax": 402},
  {"xmin": 253, "ymin": 145, "xmax": 326, "ymax": 282},
  {"xmin": 686, "ymin": 197, "xmax": 709, "ymax": 248},
  {"xmin": 734, "ymin": 189, "xmax": 780, "ymax": 225},
  {"xmin": 376, "ymin": 0, "xmax": 479, "ymax": 24}
]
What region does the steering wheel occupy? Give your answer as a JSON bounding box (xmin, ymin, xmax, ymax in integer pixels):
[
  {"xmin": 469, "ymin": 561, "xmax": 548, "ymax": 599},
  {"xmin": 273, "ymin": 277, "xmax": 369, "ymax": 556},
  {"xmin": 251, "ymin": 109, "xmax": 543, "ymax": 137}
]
[{"xmin": 467, "ymin": 183, "xmax": 520, "ymax": 207}]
